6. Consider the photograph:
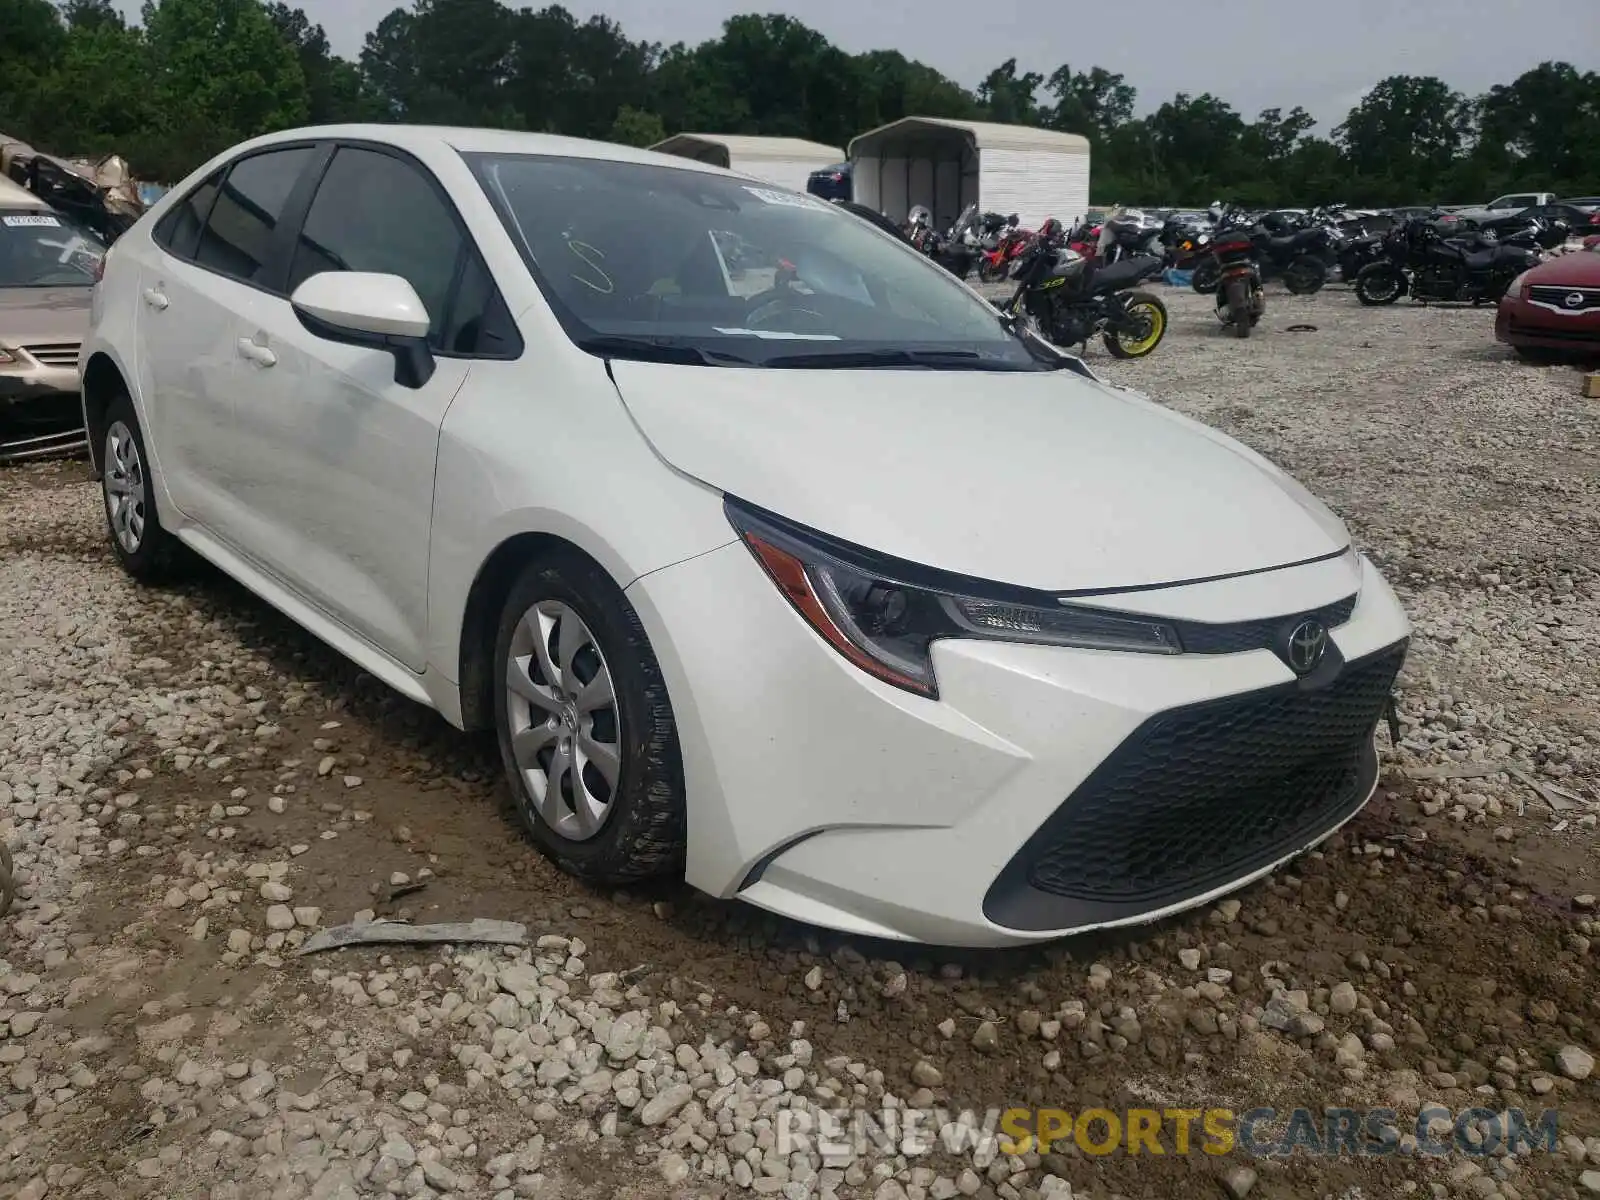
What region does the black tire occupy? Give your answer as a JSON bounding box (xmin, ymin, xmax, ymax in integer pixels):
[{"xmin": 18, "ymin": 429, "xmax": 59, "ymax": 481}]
[
  {"xmin": 1102, "ymin": 291, "xmax": 1168, "ymax": 359},
  {"xmin": 1283, "ymin": 255, "xmax": 1326, "ymax": 295},
  {"xmin": 492, "ymin": 550, "xmax": 686, "ymax": 883},
  {"xmin": 1355, "ymin": 264, "xmax": 1404, "ymax": 306},
  {"xmin": 1191, "ymin": 258, "xmax": 1220, "ymax": 294},
  {"xmin": 100, "ymin": 393, "xmax": 181, "ymax": 580},
  {"xmin": 1225, "ymin": 278, "xmax": 1253, "ymax": 339}
]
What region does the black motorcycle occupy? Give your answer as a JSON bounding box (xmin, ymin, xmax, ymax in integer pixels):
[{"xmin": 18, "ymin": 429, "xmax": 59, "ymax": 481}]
[
  {"xmin": 1098, "ymin": 208, "xmax": 1165, "ymax": 263},
  {"xmin": 1354, "ymin": 217, "xmax": 1540, "ymax": 306},
  {"xmin": 998, "ymin": 220, "xmax": 1168, "ymax": 358},
  {"xmin": 1207, "ymin": 214, "xmax": 1266, "ymax": 338},
  {"xmin": 1191, "ymin": 208, "xmax": 1335, "ymax": 295}
]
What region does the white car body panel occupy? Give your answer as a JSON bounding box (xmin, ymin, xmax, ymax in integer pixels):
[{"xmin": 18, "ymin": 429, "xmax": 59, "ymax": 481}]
[
  {"xmin": 79, "ymin": 123, "xmax": 1415, "ymax": 947},
  {"xmin": 608, "ymin": 360, "xmax": 1350, "ymax": 592}
]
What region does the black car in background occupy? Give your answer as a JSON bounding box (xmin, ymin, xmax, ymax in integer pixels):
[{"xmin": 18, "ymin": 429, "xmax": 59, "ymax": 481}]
[{"xmin": 806, "ymin": 161, "xmax": 852, "ymax": 202}]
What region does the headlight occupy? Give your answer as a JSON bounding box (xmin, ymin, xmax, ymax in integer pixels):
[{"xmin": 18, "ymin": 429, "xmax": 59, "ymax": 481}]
[
  {"xmin": 0, "ymin": 346, "xmax": 18, "ymax": 367},
  {"xmin": 1506, "ymin": 269, "xmax": 1534, "ymax": 298},
  {"xmin": 726, "ymin": 500, "xmax": 1181, "ymax": 698}
]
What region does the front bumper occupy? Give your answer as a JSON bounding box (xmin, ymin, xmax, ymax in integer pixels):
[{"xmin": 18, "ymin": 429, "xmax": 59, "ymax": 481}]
[
  {"xmin": 0, "ymin": 372, "xmax": 86, "ymax": 462},
  {"xmin": 628, "ymin": 543, "xmax": 1411, "ymax": 947},
  {"xmin": 1496, "ymin": 298, "xmax": 1600, "ymax": 350}
]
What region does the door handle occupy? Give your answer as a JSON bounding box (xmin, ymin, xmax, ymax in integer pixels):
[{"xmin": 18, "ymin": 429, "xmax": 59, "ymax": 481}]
[
  {"xmin": 236, "ymin": 337, "xmax": 277, "ymax": 367},
  {"xmin": 142, "ymin": 287, "xmax": 169, "ymax": 310}
]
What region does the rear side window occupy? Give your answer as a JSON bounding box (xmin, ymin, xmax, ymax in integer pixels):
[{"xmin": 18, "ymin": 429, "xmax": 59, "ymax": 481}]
[
  {"xmin": 287, "ymin": 147, "xmax": 462, "ymax": 345},
  {"xmin": 152, "ymin": 169, "xmax": 222, "ymax": 260},
  {"xmin": 194, "ymin": 146, "xmax": 317, "ymax": 286}
]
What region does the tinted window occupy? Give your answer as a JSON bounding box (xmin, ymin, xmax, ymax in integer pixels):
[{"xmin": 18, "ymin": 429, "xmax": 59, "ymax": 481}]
[
  {"xmin": 441, "ymin": 253, "xmax": 518, "ymax": 357},
  {"xmin": 152, "ymin": 169, "xmax": 223, "ymax": 260},
  {"xmin": 287, "ymin": 147, "xmax": 462, "ymax": 344},
  {"xmin": 194, "ymin": 146, "xmax": 316, "ymax": 285}
]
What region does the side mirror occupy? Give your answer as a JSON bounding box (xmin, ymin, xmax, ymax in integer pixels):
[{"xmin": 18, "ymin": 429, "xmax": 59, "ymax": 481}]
[{"xmin": 290, "ymin": 271, "xmax": 436, "ymax": 389}]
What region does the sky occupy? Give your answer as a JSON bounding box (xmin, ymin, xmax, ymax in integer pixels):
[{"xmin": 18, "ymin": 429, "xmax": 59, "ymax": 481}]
[{"xmin": 115, "ymin": 0, "xmax": 1600, "ymax": 129}]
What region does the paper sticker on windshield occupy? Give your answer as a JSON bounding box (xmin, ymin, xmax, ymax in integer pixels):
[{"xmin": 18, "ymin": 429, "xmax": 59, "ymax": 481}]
[
  {"xmin": 742, "ymin": 187, "xmax": 825, "ymax": 210},
  {"xmin": 2, "ymin": 214, "xmax": 60, "ymax": 227}
]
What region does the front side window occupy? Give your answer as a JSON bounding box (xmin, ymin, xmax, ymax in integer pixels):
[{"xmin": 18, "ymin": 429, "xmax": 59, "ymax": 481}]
[
  {"xmin": 0, "ymin": 208, "xmax": 105, "ymax": 287},
  {"xmin": 468, "ymin": 153, "xmax": 1053, "ymax": 371},
  {"xmin": 287, "ymin": 147, "xmax": 463, "ymax": 344},
  {"xmin": 194, "ymin": 146, "xmax": 317, "ymax": 285}
]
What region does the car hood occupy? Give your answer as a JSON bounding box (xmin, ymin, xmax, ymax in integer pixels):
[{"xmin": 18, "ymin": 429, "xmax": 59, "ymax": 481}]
[
  {"xmin": 0, "ymin": 286, "xmax": 91, "ymax": 344},
  {"xmin": 1525, "ymin": 254, "xmax": 1600, "ymax": 287},
  {"xmin": 609, "ymin": 361, "xmax": 1350, "ymax": 592}
]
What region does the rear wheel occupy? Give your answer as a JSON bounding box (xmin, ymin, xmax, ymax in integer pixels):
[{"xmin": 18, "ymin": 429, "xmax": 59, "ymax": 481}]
[
  {"xmin": 1225, "ymin": 278, "xmax": 1253, "ymax": 339},
  {"xmin": 1283, "ymin": 255, "xmax": 1326, "ymax": 295},
  {"xmin": 492, "ymin": 550, "xmax": 686, "ymax": 883},
  {"xmin": 1191, "ymin": 258, "xmax": 1220, "ymax": 294},
  {"xmin": 1103, "ymin": 292, "xmax": 1168, "ymax": 358},
  {"xmin": 1355, "ymin": 264, "xmax": 1404, "ymax": 306},
  {"xmin": 100, "ymin": 394, "xmax": 181, "ymax": 580}
]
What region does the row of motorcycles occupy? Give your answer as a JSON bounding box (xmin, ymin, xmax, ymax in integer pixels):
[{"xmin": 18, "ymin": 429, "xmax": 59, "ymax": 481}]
[
  {"xmin": 1163, "ymin": 202, "xmax": 1562, "ymax": 308},
  {"xmin": 897, "ymin": 202, "xmax": 1262, "ymax": 342},
  {"xmin": 843, "ymin": 194, "xmax": 1571, "ymax": 357}
]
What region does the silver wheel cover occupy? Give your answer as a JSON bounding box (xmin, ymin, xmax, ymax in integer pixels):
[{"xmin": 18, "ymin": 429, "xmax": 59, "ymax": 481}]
[
  {"xmin": 504, "ymin": 599, "xmax": 622, "ymax": 842},
  {"xmin": 104, "ymin": 420, "xmax": 147, "ymax": 554}
]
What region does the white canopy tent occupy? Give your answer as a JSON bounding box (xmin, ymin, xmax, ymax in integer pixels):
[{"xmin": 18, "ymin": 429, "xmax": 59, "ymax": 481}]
[
  {"xmin": 647, "ymin": 134, "xmax": 843, "ymax": 194},
  {"xmin": 846, "ymin": 118, "xmax": 1091, "ymax": 232}
]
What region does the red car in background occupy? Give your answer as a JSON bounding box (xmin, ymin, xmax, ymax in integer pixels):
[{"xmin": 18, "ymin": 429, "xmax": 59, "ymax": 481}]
[{"xmin": 1495, "ymin": 251, "xmax": 1600, "ymax": 359}]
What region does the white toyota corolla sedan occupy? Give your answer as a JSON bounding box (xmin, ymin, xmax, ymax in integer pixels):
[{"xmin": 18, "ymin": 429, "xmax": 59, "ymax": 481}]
[{"xmin": 79, "ymin": 125, "xmax": 1411, "ymax": 946}]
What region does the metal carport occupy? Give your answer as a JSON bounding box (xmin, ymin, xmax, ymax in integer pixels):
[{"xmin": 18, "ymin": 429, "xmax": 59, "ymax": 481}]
[
  {"xmin": 846, "ymin": 118, "xmax": 1091, "ymax": 232},
  {"xmin": 647, "ymin": 134, "xmax": 843, "ymax": 194}
]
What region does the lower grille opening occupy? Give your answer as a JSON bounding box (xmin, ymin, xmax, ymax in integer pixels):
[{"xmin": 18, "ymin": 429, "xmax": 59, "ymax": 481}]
[{"xmin": 984, "ymin": 641, "xmax": 1406, "ymax": 931}]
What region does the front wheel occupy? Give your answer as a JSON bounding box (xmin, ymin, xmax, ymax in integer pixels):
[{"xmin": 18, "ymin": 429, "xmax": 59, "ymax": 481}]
[
  {"xmin": 492, "ymin": 551, "xmax": 687, "ymax": 883},
  {"xmin": 1355, "ymin": 264, "xmax": 1405, "ymax": 306},
  {"xmin": 1283, "ymin": 255, "xmax": 1326, "ymax": 295},
  {"xmin": 1225, "ymin": 278, "xmax": 1253, "ymax": 339},
  {"xmin": 1103, "ymin": 292, "xmax": 1168, "ymax": 358},
  {"xmin": 1191, "ymin": 258, "xmax": 1220, "ymax": 294}
]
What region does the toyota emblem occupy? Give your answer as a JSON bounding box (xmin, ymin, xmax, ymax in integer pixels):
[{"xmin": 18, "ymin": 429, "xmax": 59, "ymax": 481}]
[
  {"xmin": 1566, "ymin": 292, "xmax": 1586, "ymax": 309},
  {"xmin": 1286, "ymin": 620, "xmax": 1329, "ymax": 675}
]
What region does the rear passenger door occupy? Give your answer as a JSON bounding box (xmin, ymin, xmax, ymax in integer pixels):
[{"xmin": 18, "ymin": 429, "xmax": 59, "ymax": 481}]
[
  {"xmin": 137, "ymin": 143, "xmax": 322, "ymax": 527},
  {"xmin": 221, "ymin": 142, "xmax": 520, "ymax": 670}
]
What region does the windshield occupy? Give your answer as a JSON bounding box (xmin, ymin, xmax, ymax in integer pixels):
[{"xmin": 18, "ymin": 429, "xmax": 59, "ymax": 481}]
[
  {"xmin": 0, "ymin": 209, "xmax": 104, "ymax": 288},
  {"xmin": 467, "ymin": 153, "xmax": 1056, "ymax": 370}
]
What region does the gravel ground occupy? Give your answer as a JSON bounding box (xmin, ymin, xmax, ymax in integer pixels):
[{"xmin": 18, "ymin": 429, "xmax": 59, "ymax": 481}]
[{"xmin": 1, "ymin": 285, "xmax": 1597, "ymax": 1200}]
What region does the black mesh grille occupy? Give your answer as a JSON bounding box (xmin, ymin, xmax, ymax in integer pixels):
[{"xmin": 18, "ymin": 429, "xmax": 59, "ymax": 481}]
[
  {"xmin": 1174, "ymin": 595, "xmax": 1356, "ymax": 656},
  {"xmin": 1014, "ymin": 643, "xmax": 1405, "ymax": 908}
]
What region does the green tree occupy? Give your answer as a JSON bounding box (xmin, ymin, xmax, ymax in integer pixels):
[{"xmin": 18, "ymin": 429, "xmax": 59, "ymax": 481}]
[
  {"xmin": 265, "ymin": 2, "xmax": 378, "ymax": 124},
  {"xmin": 361, "ymin": 0, "xmax": 520, "ymax": 126},
  {"xmin": 1148, "ymin": 93, "xmax": 1245, "ymax": 200},
  {"xmin": 1042, "ymin": 64, "xmax": 1134, "ymax": 139},
  {"xmin": 1334, "ymin": 75, "xmax": 1470, "ymax": 199},
  {"xmin": 977, "ymin": 58, "xmax": 1043, "ymax": 125},
  {"xmin": 141, "ymin": 0, "xmax": 308, "ymax": 177},
  {"xmin": 608, "ymin": 105, "xmax": 664, "ymax": 147},
  {"xmin": 1476, "ymin": 61, "xmax": 1600, "ymax": 192}
]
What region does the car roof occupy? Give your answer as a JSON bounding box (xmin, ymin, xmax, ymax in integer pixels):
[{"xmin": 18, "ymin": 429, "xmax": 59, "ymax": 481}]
[
  {"xmin": 0, "ymin": 175, "xmax": 51, "ymax": 210},
  {"xmin": 238, "ymin": 124, "xmax": 740, "ymax": 179}
]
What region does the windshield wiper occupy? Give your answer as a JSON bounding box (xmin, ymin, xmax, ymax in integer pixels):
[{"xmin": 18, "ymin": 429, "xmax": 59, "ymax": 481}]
[
  {"xmin": 575, "ymin": 334, "xmax": 753, "ymax": 367},
  {"xmin": 763, "ymin": 348, "xmax": 1013, "ymax": 370}
]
